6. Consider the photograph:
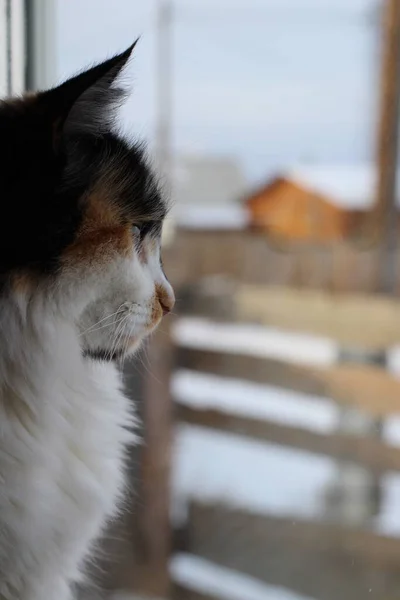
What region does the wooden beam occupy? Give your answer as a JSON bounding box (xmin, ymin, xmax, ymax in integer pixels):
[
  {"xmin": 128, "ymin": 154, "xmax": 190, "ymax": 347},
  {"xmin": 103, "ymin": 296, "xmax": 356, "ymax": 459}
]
[
  {"xmin": 132, "ymin": 323, "xmax": 174, "ymax": 597},
  {"xmin": 177, "ymin": 347, "xmax": 400, "ymax": 417},
  {"xmin": 164, "ymin": 230, "xmax": 384, "ymax": 294},
  {"xmin": 373, "ymin": 0, "xmax": 400, "ymax": 293},
  {"xmin": 236, "ymin": 285, "xmax": 400, "ymax": 349},
  {"xmin": 176, "ymin": 403, "xmax": 400, "ymax": 475},
  {"xmin": 173, "ymin": 584, "xmax": 221, "ymax": 600},
  {"xmin": 177, "ymin": 346, "xmax": 325, "ymax": 393},
  {"xmin": 186, "ymin": 502, "xmax": 400, "ymax": 600}
]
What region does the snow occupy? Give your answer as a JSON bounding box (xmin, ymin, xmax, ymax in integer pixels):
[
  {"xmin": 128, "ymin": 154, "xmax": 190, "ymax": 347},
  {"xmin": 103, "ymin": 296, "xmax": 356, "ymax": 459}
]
[
  {"xmin": 175, "ymin": 205, "xmax": 249, "ymax": 230},
  {"xmin": 113, "ymin": 596, "xmax": 165, "ymax": 600},
  {"xmin": 171, "ymin": 317, "xmax": 400, "ymax": 549},
  {"xmin": 387, "ymin": 345, "xmax": 400, "ymax": 376},
  {"xmin": 173, "ymin": 318, "xmax": 338, "ymax": 367},
  {"xmin": 374, "ymin": 473, "xmax": 400, "ymax": 537},
  {"xmin": 172, "ymin": 421, "xmax": 400, "ymax": 539},
  {"xmin": 173, "ymin": 370, "xmax": 339, "ymax": 434},
  {"xmin": 384, "ymin": 417, "xmax": 400, "ymax": 448},
  {"xmin": 173, "ymin": 318, "xmax": 400, "ymax": 447},
  {"xmin": 172, "ymin": 319, "xmax": 339, "ymax": 525},
  {"xmin": 171, "ymin": 425, "xmax": 336, "ymax": 524},
  {"xmin": 385, "ymin": 347, "xmax": 400, "ymax": 446},
  {"xmin": 289, "ymin": 164, "xmax": 400, "ymax": 210},
  {"xmin": 171, "ymin": 554, "xmax": 316, "ymax": 600}
]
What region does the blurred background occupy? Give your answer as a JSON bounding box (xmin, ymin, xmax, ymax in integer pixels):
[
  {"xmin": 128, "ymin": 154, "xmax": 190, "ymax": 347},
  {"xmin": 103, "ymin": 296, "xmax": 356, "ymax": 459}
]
[{"xmin": 4, "ymin": 1, "xmax": 400, "ymax": 599}]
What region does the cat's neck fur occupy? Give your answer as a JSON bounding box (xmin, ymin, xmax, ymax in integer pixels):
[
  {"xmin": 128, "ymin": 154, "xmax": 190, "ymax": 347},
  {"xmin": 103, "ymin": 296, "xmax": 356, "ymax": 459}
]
[{"xmin": 0, "ymin": 291, "xmax": 135, "ymax": 600}]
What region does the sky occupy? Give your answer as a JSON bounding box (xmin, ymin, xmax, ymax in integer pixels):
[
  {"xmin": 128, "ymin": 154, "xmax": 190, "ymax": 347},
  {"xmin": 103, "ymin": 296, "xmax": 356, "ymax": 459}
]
[{"xmin": 56, "ymin": 0, "xmax": 381, "ymax": 185}]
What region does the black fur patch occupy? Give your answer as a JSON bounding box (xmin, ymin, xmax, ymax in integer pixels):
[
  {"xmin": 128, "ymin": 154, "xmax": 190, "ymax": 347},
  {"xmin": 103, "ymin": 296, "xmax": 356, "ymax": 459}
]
[
  {"xmin": 82, "ymin": 348, "xmax": 123, "ymax": 362},
  {"xmin": 0, "ymin": 44, "xmax": 167, "ymax": 277}
]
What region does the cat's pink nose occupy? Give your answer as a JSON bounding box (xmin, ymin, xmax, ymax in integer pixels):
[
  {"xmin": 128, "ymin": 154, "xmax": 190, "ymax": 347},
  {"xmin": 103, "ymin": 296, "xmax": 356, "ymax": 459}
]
[
  {"xmin": 157, "ymin": 285, "xmax": 175, "ymax": 316},
  {"xmin": 160, "ymin": 294, "xmax": 175, "ymax": 316}
]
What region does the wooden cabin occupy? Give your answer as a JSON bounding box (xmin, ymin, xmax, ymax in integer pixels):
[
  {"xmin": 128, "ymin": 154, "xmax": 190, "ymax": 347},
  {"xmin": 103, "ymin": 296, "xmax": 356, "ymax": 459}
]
[
  {"xmin": 244, "ymin": 166, "xmax": 400, "ymax": 242},
  {"xmin": 245, "ymin": 176, "xmax": 350, "ymax": 242}
]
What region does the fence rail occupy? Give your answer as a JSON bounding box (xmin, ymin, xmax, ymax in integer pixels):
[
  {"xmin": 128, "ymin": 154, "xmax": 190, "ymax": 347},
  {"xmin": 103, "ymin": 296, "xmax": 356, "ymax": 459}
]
[
  {"xmin": 165, "ymin": 229, "xmax": 393, "ymax": 293},
  {"xmin": 175, "ymin": 403, "xmax": 400, "ymax": 475},
  {"xmin": 177, "ymin": 345, "xmax": 400, "ymax": 416}
]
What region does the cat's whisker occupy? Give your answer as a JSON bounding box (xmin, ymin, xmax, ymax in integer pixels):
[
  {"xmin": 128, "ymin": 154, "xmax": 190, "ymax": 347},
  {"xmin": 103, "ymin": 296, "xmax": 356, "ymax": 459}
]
[
  {"xmin": 122, "ymin": 312, "xmax": 138, "ymax": 362},
  {"xmin": 106, "ymin": 319, "xmax": 125, "ymax": 362},
  {"xmin": 79, "ymin": 305, "xmax": 127, "ymax": 336},
  {"xmin": 108, "ymin": 313, "xmax": 131, "ymax": 360},
  {"xmin": 120, "ymin": 320, "xmax": 131, "ymax": 363},
  {"xmin": 135, "ymin": 341, "xmax": 163, "ymax": 384},
  {"xmin": 103, "ymin": 318, "xmax": 122, "ymax": 362},
  {"xmin": 80, "ymin": 313, "xmax": 127, "ymax": 336},
  {"xmin": 114, "ymin": 320, "xmax": 131, "ymax": 361},
  {"xmin": 113, "ymin": 321, "xmax": 127, "ymax": 356}
]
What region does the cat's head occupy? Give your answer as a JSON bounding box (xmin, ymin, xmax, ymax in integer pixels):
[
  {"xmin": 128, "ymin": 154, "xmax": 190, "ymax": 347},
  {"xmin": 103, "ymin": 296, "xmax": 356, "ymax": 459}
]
[{"xmin": 0, "ymin": 43, "xmax": 174, "ymax": 361}]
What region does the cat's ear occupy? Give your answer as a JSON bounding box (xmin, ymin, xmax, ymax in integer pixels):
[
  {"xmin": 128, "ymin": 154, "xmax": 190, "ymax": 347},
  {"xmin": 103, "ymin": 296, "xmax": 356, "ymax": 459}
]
[{"xmin": 39, "ymin": 41, "xmax": 137, "ymax": 148}]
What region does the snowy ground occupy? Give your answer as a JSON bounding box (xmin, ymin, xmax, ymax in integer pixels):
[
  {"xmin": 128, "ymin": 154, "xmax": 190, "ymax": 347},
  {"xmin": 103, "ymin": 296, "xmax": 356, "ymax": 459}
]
[
  {"xmin": 168, "ymin": 318, "xmax": 400, "ymax": 596},
  {"xmin": 173, "ymin": 318, "xmax": 338, "ymax": 367}
]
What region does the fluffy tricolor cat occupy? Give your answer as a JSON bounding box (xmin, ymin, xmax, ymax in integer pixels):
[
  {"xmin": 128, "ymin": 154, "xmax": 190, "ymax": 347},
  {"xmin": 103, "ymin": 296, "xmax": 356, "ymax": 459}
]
[{"xmin": 0, "ymin": 43, "xmax": 174, "ymax": 599}]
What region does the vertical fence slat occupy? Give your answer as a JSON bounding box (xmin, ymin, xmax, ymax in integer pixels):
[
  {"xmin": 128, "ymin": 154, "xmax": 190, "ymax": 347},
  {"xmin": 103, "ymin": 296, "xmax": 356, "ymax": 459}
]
[{"xmin": 132, "ymin": 322, "xmax": 174, "ymax": 598}]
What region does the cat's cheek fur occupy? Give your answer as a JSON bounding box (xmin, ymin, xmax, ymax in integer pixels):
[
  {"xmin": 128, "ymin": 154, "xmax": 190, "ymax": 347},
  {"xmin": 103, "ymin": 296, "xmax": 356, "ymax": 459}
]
[{"xmin": 77, "ymin": 247, "xmax": 165, "ymax": 356}]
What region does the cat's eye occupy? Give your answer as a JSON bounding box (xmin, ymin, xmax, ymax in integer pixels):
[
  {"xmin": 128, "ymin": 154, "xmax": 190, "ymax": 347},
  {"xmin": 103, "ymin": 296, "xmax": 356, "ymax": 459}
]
[{"xmin": 133, "ymin": 222, "xmax": 155, "ymax": 240}]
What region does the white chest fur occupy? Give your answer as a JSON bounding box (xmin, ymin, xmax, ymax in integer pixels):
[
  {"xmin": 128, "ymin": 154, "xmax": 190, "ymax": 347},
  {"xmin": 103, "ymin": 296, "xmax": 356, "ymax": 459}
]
[{"xmin": 0, "ymin": 318, "xmax": 135, "ymax": 600}]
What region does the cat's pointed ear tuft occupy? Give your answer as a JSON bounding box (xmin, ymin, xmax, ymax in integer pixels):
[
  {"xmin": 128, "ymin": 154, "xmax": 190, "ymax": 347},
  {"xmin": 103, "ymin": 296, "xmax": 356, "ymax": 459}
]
[{"xmin": 41, "ymin": 41, "xmax": 138, "ymax": 148}]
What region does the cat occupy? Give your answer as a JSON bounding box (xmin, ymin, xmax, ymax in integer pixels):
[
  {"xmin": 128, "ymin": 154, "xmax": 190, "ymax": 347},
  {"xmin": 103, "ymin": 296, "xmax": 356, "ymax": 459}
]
[{"xmin": 0, "ymin": 42, "xmax": 174, "ymax": 599}]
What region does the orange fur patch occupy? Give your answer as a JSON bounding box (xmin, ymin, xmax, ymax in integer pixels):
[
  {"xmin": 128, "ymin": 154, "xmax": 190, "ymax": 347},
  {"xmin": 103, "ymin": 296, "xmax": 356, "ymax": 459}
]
[
  {"xmin": 80, "ymin": 192, "xmax": 124, "ymax": 233},
  {"xmin": 149, "ymin": 296, "xmax": 163, "ymax": 330},
  {"xmin": 145, "ymin": 284, "xmax": 174, "ymax": 331},
  {"xmin": 61, "ymin": 192, "xmax": 133, "ymax": 267}
]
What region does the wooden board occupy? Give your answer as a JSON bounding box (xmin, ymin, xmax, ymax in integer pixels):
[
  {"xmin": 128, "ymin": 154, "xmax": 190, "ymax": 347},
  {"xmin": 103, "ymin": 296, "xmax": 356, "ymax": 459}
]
[
  {"xmin": 185, "ymin": 502, "xmax": 400, "ymax": 600},
  {"xmin": 177, "ymin": 347, "xmax": 326, "ymax": 393},
  {"xmin": 130, "ymin": 325, "xmax": 174, "ymax": 597},
  {"xmin": 236, "ymin": 285, "xmax": 400, "ymax": 349},
  {"xmin": 164, "ymin": 230, "xmax": 384, "ymax": 293},
  {"xmin": 176, "ymin": 404, "xmax": 400, "ymax": 475},
  {"xmin": 177, "ymin": 347, "xmax": 400, "ymax": 417},
  {"xmin": 173, "ymin": 584, "xmax": 221, "ymax": 600}
]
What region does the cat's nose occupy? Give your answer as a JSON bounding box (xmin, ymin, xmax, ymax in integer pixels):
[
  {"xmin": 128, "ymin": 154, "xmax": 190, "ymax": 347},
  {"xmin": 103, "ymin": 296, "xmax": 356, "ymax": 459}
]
[{"xmin": 157, "ymin": 285, "xmax": 175, "ymax": 316}]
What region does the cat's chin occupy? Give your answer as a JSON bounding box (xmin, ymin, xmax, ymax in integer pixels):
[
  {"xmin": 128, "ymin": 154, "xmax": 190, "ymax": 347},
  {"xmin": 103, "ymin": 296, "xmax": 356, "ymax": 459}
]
[
  {"xmin": 82, "ymin": 334, "xmax": 146, "ymax": 363},
  {"xmin": 82, "ymin": 348, "xmax": 124, "ymax": 362}
]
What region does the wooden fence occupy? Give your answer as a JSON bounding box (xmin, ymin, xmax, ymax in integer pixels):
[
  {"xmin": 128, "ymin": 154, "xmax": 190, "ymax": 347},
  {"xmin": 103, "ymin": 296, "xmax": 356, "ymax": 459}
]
[
  {"xmin": 165, "ymin": 228, "xmax": 400, "ymax": 293},
  {"xmin": 123, "ymin": 279, "xmax": 400, "ymax": 600},
  {"xmin": 102, "ymin": 273, "xmax": 400, "ymax": 600}
]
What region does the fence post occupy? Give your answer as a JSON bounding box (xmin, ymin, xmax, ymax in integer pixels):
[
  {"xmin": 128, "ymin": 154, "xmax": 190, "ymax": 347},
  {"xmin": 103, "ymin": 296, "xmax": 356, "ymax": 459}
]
[
  {"xmin": 132, "ymin": 320, "xmax": 175, "ymax": 599},
  {"xmin": 325, "ymin": 347, "xmax": 385, "ymax": 526}
]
